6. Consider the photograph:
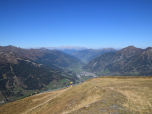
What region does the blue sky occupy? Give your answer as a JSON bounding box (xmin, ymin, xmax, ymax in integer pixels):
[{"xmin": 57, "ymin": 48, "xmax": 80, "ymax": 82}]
[{"xmin": 0, "ymin": 0, "xmax": 152, "ymax": 49}]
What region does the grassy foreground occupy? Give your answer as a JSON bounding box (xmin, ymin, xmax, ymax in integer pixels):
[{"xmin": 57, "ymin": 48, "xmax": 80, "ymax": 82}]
[{"xmin": 0, "ymin": 76, "xmax": 152, "ymax": 114}]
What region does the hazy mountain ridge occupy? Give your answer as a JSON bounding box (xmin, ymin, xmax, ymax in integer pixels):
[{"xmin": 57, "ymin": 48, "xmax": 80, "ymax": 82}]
[
  {"xmin": 84, "ymin": 46, "xmax": 152, "ymax": 76},
  {"xmin": 45, "ymin": 46, "xmax": 87, "ymax": 54},
  {"xmin": 71, "ymin": 48, "xmax": 117, "ymax": 64},
  {"xmin": 45, "ymin": 46, "xmax": 87, "ymax": 50}
]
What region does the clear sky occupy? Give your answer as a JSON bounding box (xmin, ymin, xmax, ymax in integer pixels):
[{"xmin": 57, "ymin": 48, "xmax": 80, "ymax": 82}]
[{"xmin": 0, "ymin": 0, "xmax": 152, "ymax": 49}]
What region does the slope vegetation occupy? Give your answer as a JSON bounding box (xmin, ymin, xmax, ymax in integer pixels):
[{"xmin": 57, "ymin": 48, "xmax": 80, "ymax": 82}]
[
  {"xmin": 1, "ymin": 76, "xmax": 152, "ymax": 114},
  {"xmin": 0, "ymin": 45, "xmax": 81, "ymax": 104},
  {"xmin": 0, "ymin": 59, "xmax": 77, "ymax": 104},
  {"xmin": 84, "ymin": 46, "xmax": 152, "ymax": 76}
]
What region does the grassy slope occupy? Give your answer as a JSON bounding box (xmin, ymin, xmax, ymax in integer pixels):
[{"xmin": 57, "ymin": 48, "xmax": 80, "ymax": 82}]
[{"xmin": 0, "ymin": 76, "xmax": 152, "ymax": 114}]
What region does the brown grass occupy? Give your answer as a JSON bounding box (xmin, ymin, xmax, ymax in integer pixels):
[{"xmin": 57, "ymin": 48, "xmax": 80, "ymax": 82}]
[
  {"xmin": 0, "ymin": 76, "xmax": 152, "ymax": 114},
  {"xmin": 0, "ymin": 88, "xmax": 69, "ymax": 114}
]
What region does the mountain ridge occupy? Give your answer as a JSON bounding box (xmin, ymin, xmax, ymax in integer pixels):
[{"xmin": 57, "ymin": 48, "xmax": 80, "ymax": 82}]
[{"xmin": 83, "ymin": 46, "xmax": 152, "ymax": 76}]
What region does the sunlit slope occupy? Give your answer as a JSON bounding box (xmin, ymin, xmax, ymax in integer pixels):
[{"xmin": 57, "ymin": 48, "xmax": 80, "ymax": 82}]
[{"xmin": 0, "ymin": 76, "xmax": 152, "ymax": 114}]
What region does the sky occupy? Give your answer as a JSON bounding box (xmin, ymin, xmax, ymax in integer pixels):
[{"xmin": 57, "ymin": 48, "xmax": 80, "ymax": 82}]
[{"xmin": 0, "ymin": 0, "xmax": 152, "ymax": 49}]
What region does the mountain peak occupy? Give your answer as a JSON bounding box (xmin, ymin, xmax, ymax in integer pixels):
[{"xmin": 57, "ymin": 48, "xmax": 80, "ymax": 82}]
[
  {"xmin": 118, "ymin": 46, "xmax": 142, "ymax": 55},
  {"xmin": 5, "ymin": 45, "xmax": 18, "ymax": 48},
  {"xmin": 145, "ymin": 47, "xmax": 152, "ymax": 51},
  {"xmin": 126, "ymin": 45, "xmax": 136, "ymax": 49}
]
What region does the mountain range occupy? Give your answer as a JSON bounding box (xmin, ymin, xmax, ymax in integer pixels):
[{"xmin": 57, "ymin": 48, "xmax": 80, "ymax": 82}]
[
  {"xmin": 1, "ymin": 45, "xmax": 152, "ymax": 105},
  {"xmin": 0, "ymin": 45, "xmax": 83, "ymax": 104},
  {"xmin": 84, "ymin": 46, "xmax": 152, "ymax": 76}
]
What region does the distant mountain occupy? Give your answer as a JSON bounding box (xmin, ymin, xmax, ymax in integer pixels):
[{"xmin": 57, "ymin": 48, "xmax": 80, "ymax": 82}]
[
  {"xmin": 83, "ymin": 46, "xmax": 152, "ymax": 76},
  {"xmin": 46, "ymin": 46, "xmax": 87, "ymax": 50},
  {"xmin": 72, "ymin": 48, "xmax": 117, "ymax": 64},
  {"xmin": 58, "ymin": 49, "xmax": 81, "ymax": 55},
  {"xmin": 0, "ymin": 45, "xmax": 82, "ymax": 104},
  {"xmin": 45, "ymin": 46, "xmax": 87, "ymax": 54}
]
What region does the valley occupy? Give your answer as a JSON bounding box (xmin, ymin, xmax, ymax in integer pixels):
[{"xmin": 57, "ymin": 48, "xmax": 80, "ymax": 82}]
[{"xmin": 66, "ymin": 63, "xmax": 97, "ymax": 82}]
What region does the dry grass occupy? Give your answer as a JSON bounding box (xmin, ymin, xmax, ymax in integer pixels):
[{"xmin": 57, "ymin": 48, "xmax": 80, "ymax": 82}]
[
  {"xmin": 0, "ymin": 76, "xmax": 152, "ymax": 114},
  {"xmin": 0, "ymin": 88, "xmax": 68, "ymax": 114}
]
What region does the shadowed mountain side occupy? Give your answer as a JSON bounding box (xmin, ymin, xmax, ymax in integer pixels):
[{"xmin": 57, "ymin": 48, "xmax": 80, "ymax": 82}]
[
  {"xmin": 0, "ymin": 45, "xmax": 82, "ymax": 105},
  {"xmin": 34, "ymin": 50, "xmax": 84, "ymax": 69},
  {"xmin": 0, "ymin": 59, "xmax": 78, "ymax": 104}
]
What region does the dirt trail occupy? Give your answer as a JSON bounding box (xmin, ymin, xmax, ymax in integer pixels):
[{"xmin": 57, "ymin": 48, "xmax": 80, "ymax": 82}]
[
  {"xmin": 34, "ymin": 77, "xmax": 152, "ymax": 114},
  {"xmin": 24, "ymin": 88, "xmax": 70, "ymax": 114},
  {"xmin": 0, "ymin": 87, "xmax": 69, "ymax": 114}
]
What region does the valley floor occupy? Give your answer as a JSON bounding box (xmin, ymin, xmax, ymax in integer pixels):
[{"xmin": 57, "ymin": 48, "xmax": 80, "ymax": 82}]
[{"xmin": 0, "ymin": 76, "xmax": 152, "ymax": 114}]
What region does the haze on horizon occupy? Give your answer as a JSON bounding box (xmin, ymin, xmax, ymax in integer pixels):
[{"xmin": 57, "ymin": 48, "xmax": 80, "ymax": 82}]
[{"xmin": 0, "ymin": 0, "xmax": 152, "ymax": 49}]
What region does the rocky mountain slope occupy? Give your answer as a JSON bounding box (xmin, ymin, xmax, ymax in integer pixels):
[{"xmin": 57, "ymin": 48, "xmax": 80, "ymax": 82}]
[
  {"xmin": 84, "ymin": 46, "xmax": 152, "ymax": 76},
  {"xmin": 72, "ymin": 48, "xmax": 117, "ymax": 64},
  {"xmin": 0, "ymin": 45, "xmax": 82, "ymax": 104}
]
